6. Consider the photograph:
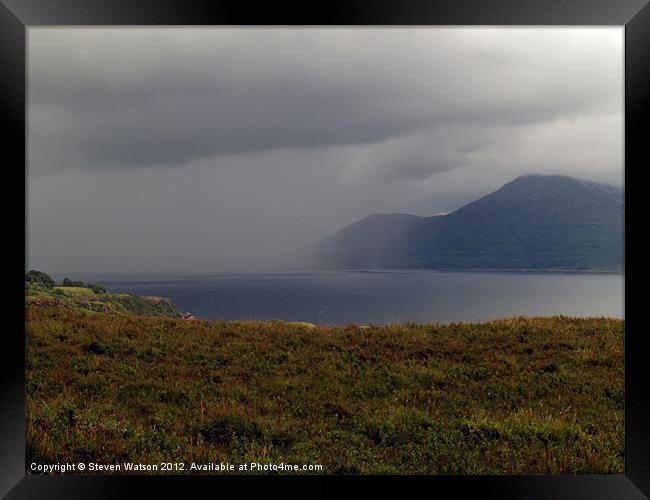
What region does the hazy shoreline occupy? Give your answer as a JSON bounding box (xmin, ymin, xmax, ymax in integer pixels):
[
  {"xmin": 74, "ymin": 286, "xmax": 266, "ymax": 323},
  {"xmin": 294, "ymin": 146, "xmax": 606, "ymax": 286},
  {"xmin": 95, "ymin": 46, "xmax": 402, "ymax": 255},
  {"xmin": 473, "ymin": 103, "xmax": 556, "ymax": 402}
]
[{"xmin": 52, "ymin": 268, "xmax": 624, "ymax": 283}]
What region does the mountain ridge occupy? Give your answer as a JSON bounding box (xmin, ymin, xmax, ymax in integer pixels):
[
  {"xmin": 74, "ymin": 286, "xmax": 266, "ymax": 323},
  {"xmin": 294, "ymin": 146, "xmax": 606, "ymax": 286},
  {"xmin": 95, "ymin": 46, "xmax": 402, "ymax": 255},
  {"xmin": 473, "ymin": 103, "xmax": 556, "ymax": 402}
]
[{"xmin": 306, "ymin": 175, "xmax": 624, "ymax": 272}]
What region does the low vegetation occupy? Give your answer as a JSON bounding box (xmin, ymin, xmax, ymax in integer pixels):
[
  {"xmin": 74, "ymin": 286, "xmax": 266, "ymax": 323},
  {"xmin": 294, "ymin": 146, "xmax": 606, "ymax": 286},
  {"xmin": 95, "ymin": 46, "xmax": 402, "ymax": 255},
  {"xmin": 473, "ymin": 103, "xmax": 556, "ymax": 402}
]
[
  {"xmin": 61, "ymin": 278, "xmax": 107, "ymax": 294},
  {"xmin": 26, "ymin": 304, "xmax": 623, "ymax": 474},
  {"xmin": 25, "ymin": 271, "xmax": 179, "ymax": 318},
  {"xmin": 25, "ymin": 270, "xmax": 56, "ymax": 288}
]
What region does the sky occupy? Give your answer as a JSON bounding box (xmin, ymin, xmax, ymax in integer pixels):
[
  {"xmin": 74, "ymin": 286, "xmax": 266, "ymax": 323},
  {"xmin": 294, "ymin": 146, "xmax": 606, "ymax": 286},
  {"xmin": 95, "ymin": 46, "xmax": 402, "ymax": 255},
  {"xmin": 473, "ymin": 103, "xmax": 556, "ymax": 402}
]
[{"xmin": 27, "ymin": 27, "xmax": 623, "ymax": 274}]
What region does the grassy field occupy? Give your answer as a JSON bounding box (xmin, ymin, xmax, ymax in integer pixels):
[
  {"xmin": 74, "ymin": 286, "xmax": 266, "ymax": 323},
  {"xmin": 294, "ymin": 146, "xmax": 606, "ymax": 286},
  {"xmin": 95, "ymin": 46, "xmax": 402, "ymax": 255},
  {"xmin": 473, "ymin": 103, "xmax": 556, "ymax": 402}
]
[{"xmin": 26, "ymin": 306, "xmax": 624, "ymax": 474}]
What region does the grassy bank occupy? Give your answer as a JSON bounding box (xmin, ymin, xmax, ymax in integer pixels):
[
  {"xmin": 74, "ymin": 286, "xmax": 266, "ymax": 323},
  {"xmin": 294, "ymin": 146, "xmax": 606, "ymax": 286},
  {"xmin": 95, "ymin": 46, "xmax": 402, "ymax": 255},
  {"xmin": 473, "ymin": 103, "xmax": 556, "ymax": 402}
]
[
  {"xmin": 26, "ymin": 307, "xmax": 623, "ymax": 474},
  {"xmin": 25, "ymin": 282, "xmax": 180, "ymax": 317}
]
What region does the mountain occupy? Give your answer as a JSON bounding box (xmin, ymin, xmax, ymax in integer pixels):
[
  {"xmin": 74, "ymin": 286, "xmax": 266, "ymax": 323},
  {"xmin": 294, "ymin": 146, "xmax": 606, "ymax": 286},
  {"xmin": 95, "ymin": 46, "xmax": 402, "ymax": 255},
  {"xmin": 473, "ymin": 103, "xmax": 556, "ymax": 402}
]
[{"xmin": 306, "ymin": 175, "xmax": 624, "ymax": 271}]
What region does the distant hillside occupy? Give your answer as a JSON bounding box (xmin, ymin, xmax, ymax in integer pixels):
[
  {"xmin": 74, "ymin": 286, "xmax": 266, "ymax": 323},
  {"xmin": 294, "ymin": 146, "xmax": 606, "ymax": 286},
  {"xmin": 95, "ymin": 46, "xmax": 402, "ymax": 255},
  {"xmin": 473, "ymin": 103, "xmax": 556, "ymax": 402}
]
[
  {"xmin": 307, "ymin": 175, "xmax": 624, "ymax": 272},
  {"xmin": 25, "ymin": 270, "xmax": 183, "ymax": 318}
]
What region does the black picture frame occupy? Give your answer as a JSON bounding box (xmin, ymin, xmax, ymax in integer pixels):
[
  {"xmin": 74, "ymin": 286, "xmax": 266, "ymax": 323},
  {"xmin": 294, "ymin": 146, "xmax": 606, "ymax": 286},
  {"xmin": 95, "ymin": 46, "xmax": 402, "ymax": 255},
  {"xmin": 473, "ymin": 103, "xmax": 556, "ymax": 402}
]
[{"xmin": 2, "ymin": 0, "xmax": 649, "ymax": 497}]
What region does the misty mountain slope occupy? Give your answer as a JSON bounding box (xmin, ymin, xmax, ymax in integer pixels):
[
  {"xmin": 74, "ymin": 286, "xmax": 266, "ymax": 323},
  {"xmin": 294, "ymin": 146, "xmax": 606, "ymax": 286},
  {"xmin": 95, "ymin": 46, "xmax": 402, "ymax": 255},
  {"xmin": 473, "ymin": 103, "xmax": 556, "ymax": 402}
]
[
  {"xmin": 309, "ymin": 213, "xmax": 445, "ymax": 268},
  {"xmin": 306, "ymin": 175, "xmax": 624, "ymax": 271}
]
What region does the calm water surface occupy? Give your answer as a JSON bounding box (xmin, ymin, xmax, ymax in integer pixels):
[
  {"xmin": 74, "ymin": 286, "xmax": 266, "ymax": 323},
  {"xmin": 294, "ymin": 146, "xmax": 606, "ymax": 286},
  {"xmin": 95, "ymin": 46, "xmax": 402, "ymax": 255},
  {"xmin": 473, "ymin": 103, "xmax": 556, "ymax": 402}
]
[{"xmin": 82, "ymin": 270, "xmax": 624, "ymax": 325}]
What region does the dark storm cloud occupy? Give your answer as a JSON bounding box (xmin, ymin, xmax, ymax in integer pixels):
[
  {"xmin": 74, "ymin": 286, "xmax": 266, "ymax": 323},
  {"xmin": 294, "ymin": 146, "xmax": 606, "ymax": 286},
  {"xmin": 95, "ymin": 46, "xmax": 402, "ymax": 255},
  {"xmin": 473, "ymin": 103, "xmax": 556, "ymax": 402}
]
[
  {"xmin": 33, "ymin": 74, "xmax": 439, "ymax": 168},
  {"xmin": 27, "ymin": 28, "xmax": 623, "ymax": 273},
  {"xmin": 29, "ymin": 28, "xmax": 621, "ymax": 175}
]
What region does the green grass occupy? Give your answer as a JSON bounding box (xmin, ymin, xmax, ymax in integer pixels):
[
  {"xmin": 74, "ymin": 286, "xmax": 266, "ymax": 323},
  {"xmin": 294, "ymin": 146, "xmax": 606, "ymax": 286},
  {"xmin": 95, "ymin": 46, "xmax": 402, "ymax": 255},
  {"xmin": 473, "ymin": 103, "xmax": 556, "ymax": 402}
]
[
  {"xmin": 25, "ymin": 283, "xmax": 179, "ymax": 317},
  {"xmin": 54, "ymin": 286, "xmax": 96, "ymax": 297},
  {"xmin": 26, "ymin": 306, "xmax": 623, "ymax": 474}
]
